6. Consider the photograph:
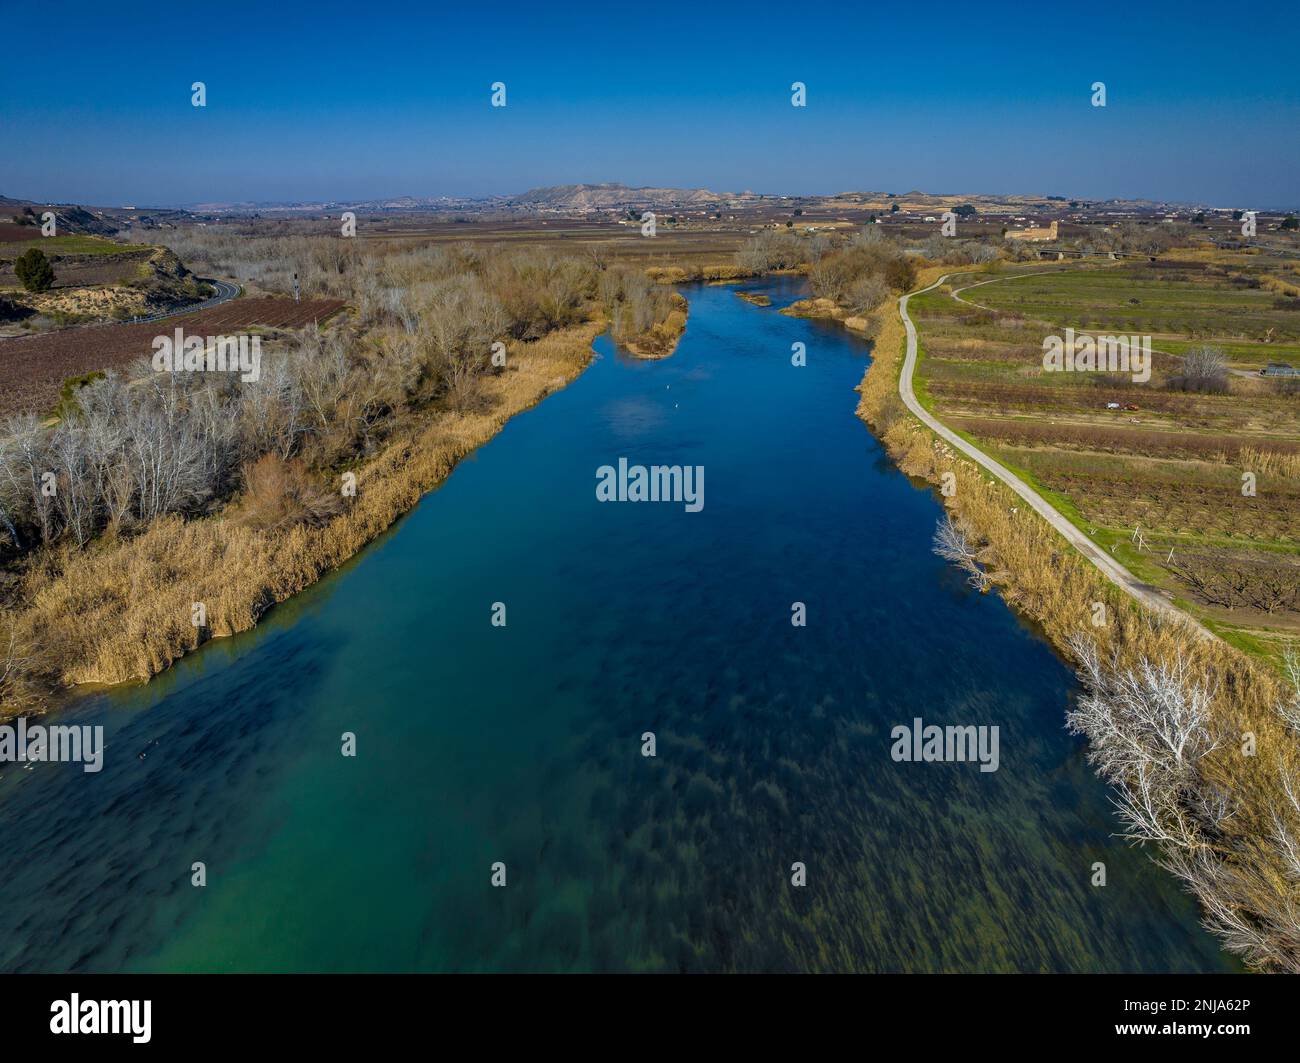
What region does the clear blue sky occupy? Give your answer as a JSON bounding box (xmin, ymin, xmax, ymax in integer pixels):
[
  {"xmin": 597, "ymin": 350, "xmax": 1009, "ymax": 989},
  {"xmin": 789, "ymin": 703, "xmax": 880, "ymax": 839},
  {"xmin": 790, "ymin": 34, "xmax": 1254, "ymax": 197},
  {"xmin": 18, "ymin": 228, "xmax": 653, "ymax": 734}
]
[{"xmin": 3, "ymin": 0, "xmax": 1297, "ymax": 209}]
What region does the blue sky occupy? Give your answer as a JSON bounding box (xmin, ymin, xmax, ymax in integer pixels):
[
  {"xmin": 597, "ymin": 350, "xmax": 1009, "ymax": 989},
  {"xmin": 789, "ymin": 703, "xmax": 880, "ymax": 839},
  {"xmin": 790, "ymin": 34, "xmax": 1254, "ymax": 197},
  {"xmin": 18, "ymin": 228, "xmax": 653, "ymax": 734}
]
[{"xmin": 2, "ymin": 0, "xmax": 1297, "ymax": 208}]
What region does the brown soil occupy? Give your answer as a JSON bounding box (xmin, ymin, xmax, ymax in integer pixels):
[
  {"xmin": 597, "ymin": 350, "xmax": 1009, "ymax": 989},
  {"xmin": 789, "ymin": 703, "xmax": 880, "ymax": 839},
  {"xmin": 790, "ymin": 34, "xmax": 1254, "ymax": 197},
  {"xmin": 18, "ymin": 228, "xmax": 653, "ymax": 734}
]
[{"xmin": 0, "ymin": 298, "xmax": 346, "ymax": 418}]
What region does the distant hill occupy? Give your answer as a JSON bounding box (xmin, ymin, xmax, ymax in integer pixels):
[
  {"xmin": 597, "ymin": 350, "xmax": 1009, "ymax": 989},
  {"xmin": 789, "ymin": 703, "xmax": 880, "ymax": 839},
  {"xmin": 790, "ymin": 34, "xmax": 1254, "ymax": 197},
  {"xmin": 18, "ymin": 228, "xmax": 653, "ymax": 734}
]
[
  {"xmin": 1, "ymin": 195, "xmax": 204, "ymax": 237},
  {"xmin": 181, "ymin": 184, "xmax": 757, "ymax": 216},
  {"xmin": 50, "ymin": 204, "xmax": 120, "ymax": 236},
  {"xmin": 0, "ymin": 197, "xmax": 120, "ymax": 236},
  {"xmin": 0, "ymin": 196, "xmax": 126, "ymax": 241},
  {"xmin": 4, "ymin": 186, "xmax": 1234, "ymax": 227},
  {"xmin": 506, "ymin": 183, "xmax": 749, "ymax": 210}
]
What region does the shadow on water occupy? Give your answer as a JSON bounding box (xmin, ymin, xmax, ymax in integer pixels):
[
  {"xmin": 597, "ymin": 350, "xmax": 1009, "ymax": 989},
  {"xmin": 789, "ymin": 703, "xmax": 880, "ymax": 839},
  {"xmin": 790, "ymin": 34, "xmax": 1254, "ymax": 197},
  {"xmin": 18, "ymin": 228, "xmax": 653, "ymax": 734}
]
[{"xmin": 0, "ymin": 276, "xmax": 1234, "ymax": 972}]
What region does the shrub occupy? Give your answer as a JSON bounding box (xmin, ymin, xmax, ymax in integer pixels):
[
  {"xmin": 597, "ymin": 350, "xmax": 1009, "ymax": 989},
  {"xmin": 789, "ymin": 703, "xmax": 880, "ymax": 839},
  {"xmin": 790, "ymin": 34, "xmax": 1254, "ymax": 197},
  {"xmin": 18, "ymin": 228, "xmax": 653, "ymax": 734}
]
[
  {"xmin": 15, "ymin": 248, "xmax": 55, "ymax": 292},
  {"xmin": 810, "ymin": 235, "xmax": 917, "ymax": 305},
  {"xmin": 844, "ymin": 275, "xmax": 890, "ymax": 315},
  {"xmin": 237, "ymin": 453, "xmax": 343, "ymax": 532}
]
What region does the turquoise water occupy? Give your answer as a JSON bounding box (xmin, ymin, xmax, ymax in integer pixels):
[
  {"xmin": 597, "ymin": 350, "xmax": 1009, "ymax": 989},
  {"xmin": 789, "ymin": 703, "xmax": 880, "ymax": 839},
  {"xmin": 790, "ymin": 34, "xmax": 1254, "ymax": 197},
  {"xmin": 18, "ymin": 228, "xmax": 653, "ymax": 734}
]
[{"xmin": 0, "ymin": 278, "xmax": 1231, "ymax": 972}]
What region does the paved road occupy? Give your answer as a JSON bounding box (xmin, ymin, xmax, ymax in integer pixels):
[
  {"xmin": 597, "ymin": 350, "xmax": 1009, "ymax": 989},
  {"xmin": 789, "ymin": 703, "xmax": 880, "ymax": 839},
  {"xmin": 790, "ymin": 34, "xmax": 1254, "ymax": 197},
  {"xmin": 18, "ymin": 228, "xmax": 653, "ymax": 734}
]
[
  {"xmin": 128, "ymin": 278, "xmax": 240, "ymax": 325},
  {"xmin": 897, "ymin": 274, "xmax": 1216, "ymax": 638}
]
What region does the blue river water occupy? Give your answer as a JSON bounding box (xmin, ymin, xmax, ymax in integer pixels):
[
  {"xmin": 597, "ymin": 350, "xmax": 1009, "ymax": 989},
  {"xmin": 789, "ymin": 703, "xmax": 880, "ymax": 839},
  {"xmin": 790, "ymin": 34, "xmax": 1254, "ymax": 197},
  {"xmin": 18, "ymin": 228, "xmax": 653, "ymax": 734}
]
[{"xmin": 0, "ymin": 277, "xmax": 1231, "ymax": 972}]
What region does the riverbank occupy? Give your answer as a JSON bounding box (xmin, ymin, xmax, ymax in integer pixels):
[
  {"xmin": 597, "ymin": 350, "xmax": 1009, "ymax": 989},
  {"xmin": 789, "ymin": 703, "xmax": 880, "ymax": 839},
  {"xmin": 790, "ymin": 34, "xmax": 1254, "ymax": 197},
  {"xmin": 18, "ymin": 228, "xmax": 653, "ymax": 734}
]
[
  {"xmin": 850, "ymin": 266, "xmax": 1298, "ymax": 972},
  {"xmin": 4, "ymin": 321, "xmax": 602, "ymax": 715}
]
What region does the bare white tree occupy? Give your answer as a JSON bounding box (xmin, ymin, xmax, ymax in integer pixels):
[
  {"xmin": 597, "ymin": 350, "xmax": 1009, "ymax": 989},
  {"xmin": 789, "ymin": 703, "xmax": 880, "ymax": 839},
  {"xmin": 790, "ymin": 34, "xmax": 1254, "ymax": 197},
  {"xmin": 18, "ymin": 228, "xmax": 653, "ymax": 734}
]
[
  {"xmin": 1279, "ymin": 646, "xmax": 1300, "ymax": 735},
  {"xmin": 1054, "ymin": 634, "xmax": 1300, "ymax": 968},
  {"xmin": 932, "ymin": 515, "xmax": 989, "ymax": 590},
  {"xmin": 1171, "ymin": 344, "xmax": 1230, "ymax": 393},
  {"xmin": 1163, "ymin": 848, "xmax": 1294, "ymax": 972},
  {"xmin": 1271, "ymin": 766, "xmax": 1300, "ymax": 884},
  {"xmin": 1067, "ymin": 635, "xmax": 1221, "ymax": 778}
]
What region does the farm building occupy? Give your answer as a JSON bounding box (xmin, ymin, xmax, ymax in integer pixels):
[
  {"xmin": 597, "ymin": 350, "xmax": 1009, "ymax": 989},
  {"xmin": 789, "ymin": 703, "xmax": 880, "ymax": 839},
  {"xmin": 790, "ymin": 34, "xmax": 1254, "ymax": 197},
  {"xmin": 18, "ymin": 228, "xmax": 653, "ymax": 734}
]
[{"xmin": 1006, "ymin": 220, "xmax": 1059, "ymax": 242}]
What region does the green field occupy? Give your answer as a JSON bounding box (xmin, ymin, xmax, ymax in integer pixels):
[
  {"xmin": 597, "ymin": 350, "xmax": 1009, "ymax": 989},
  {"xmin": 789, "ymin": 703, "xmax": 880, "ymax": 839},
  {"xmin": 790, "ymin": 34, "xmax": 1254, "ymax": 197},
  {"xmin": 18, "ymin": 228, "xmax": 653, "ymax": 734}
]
[
  {"xmin": 964, "ymin": 264, "xmax": 1300, "ymax": 367},
  {"xmin": 0, "ymin": 234, "xmax": 153, "ymax": 258}
]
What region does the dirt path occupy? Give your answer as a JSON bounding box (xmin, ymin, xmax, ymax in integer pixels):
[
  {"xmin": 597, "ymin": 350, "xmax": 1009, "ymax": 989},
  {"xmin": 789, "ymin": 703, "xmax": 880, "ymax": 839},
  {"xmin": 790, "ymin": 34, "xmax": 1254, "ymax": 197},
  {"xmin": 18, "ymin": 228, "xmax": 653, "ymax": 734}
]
[{"xmin": 897, "ymin": 273, "xmax": 1217, "ymax": 639}]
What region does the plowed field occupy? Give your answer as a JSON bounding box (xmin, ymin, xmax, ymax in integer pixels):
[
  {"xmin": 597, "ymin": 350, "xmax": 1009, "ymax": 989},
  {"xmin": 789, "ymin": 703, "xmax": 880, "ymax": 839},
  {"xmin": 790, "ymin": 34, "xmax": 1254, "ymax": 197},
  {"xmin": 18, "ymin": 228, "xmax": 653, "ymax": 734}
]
[{"xmin": 0, "ymin": 298, "xmax": 345, "ymax": 418}]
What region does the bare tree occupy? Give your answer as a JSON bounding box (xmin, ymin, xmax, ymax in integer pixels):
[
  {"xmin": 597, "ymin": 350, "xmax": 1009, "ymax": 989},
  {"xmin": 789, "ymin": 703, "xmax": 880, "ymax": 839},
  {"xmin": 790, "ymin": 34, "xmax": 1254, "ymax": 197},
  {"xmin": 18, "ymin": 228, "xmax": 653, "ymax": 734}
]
[
  {"xmin": 384, "ymin": 286, "xmax": 421, "ymax": 334},
  {"xmin": 735, "ymin": 230, "xmax": 808, "ymax": 273},
  {"xmin": 932, "ymin": 515, "xmax": 989, "ymax": 590},
  {"xmin": 0, "ymin": 419, "xmax": 38, "ymax": 549},
  {"xmin": 1170, "ymin": 344, "xmax": 1229, "ymax": 393},
  {"xmin": 0, "ymin": 621, "xmax": 36, "ymax": 714},
  {"xmin": 48, "ymin": 417, "xmax": 99, "ymax": 546},
  {"xmin": 297, "ymin": 328, "xmax": 353, "ymax": 429},
  {"xmin": 419, "ymin": 276, "xmax": 508, "ymax": 402},
  {"xmin": 0, "ymin": 415, "xmax": 55, "ymax": 547},
  {"xmin": 1065, "ymin": 635, "xmax": 1222, "ymax": 851},
  {"xmin": 1280, "ymin": 646, "xmax": 1300, "ymax": 736}
]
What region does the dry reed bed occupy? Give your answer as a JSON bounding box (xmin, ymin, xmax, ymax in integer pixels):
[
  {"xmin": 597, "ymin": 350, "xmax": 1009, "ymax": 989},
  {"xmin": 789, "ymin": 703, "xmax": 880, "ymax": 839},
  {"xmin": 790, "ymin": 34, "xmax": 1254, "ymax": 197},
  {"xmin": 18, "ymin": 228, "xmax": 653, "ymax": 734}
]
[{"xmin": 13, "ymin": 323, "xmax": 601, "ymax": 692}]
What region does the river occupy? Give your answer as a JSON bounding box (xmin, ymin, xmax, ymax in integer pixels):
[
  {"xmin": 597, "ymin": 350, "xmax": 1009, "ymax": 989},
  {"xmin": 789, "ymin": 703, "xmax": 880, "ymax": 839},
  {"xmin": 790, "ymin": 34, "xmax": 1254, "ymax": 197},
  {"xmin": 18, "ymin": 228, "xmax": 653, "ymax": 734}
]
[{"xmin": 0, "ymin": 277, "xmax": 1231, "ymax": 972}]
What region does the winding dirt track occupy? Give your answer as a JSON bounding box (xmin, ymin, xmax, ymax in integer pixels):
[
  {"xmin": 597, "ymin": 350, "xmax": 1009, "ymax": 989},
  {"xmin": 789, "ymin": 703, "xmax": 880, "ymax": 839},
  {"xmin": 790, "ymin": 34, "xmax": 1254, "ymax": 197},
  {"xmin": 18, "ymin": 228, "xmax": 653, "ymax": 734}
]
[{"xmin": 897, "ymin": 274, "xmax": 1216, "ymax": 640}]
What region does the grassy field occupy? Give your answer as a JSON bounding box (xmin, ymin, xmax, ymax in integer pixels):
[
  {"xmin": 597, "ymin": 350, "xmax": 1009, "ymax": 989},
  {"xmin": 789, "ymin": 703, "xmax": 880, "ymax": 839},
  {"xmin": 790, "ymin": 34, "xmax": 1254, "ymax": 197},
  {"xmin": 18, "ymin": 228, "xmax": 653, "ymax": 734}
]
[
  {"xmin": 910, "ymin": 258, "xmax": 1300, "ymax": 662},
  {"xmin": 0, "ymin": 234, "xmax": 155, "ymax": 259},
  {"xmin": 964, "ymin": 259, "xmax": 1300, "ymax": 369}
]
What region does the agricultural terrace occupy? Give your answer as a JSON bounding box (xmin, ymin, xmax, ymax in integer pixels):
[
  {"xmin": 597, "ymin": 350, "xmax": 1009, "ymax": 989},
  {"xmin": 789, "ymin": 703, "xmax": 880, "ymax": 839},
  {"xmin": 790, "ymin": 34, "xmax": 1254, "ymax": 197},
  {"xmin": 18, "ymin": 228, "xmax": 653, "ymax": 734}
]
[
  {"xmin": 908, "ymin": 254, "xmax": 1300, "ymax": 661},
  {"xmin": 0, "ymin": 234, "xmax": 155, "ymax": 258}
]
